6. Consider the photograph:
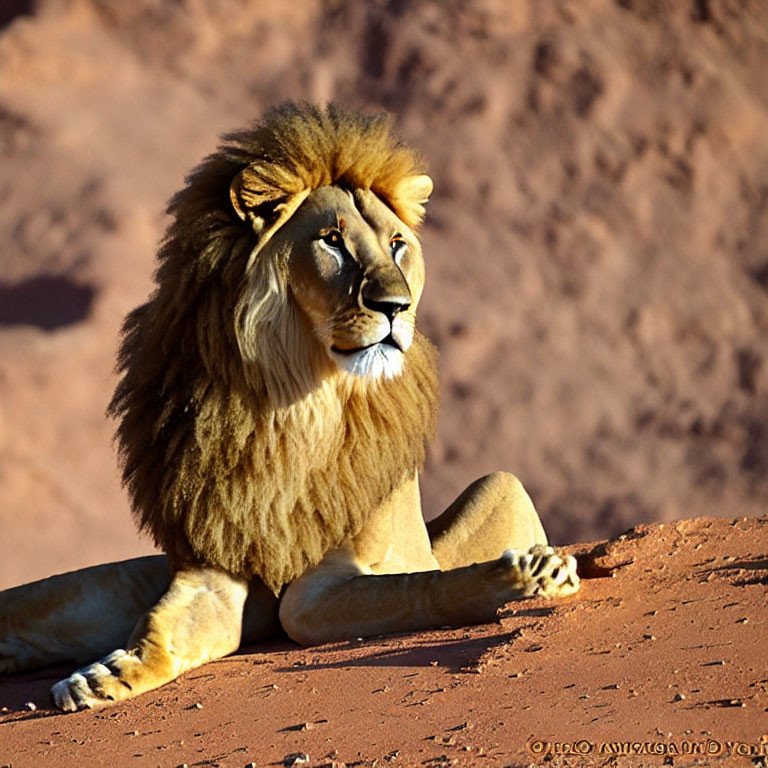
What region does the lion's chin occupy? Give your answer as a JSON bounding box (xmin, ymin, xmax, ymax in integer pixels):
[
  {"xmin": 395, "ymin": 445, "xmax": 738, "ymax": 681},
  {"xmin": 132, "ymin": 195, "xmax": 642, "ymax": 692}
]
[{"xmin": 329, "ymin": 342, "xmax": 405, "ymax": 380}]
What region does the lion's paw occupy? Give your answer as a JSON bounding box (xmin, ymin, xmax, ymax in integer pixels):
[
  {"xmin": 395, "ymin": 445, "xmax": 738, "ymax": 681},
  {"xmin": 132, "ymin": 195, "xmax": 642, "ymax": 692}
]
[
  {"xmin": 499, "ymin": 544, "xmax": 580, "ymax": 598},
  {"xmin": 51, "ymin": 649, "xmax": 139, "ymax": 712}
]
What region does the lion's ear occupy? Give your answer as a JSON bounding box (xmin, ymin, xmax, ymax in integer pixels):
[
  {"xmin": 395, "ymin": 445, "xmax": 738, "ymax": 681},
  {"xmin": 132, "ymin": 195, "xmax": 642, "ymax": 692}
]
[
  {"xmin": 232, "ymin": 169, "xmax": 312, "ymax": 263},
  {"xmin": 399, "ymin": 174, "xmax": 434, "ymax": 205},
  {"xmin": 230, "ymin": 166, "xmax": 283, "ymax": 231},
  {"xmin": 231, "ymin": 167, "xmax": 312, "ymax": 249},
  {"xmin": 392, "ymin": 174, "xmax": 434, "ymax": 228}
]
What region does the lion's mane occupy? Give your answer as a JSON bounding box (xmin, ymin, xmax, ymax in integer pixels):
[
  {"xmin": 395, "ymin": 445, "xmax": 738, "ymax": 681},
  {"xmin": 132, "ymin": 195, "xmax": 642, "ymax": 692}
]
[{"xmin": 109, "ymin": 103, "xmax": 440, "ymax": 594}]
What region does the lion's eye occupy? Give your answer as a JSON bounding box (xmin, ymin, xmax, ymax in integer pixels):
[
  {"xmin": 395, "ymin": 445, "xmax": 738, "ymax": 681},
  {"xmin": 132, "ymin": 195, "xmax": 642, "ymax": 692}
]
[
  {"xmin": 318, "ymin": 229, "xmax": 346, "ymax": 269},
  {"xmin": 321, "ymin": 230, "xmax": 343, "ymax": 249},
  {"xmin": 390, "ymin": 234, "xmax": 407, "ymax": 262}
]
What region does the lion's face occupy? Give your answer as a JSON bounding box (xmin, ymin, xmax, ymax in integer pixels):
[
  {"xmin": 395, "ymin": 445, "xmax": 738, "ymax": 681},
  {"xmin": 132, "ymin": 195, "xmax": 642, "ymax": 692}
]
[{"xmin": 280, "ymin": 185, "xmax": 426, "ymax": 380}]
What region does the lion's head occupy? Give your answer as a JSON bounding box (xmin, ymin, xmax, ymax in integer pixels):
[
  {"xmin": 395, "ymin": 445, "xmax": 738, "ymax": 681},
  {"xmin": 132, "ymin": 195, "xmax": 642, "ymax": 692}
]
[
  {"xmin": 109, "ymin": 103, "xmax": 440, "ymax": 593},
  {"xmin": 258, "ymin": 184, "xmax": 426, "ymax": 382}
]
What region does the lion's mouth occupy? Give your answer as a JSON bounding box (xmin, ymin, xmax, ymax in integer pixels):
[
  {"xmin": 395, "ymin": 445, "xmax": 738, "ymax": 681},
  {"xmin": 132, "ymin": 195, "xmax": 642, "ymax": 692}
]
[
  {"xmin": 328, "ymin": 332, "xmax": 407, "ymax": 380},
  {"xmin": 331, "ymin": 332, "xmax": 403, "ymax": 355}
]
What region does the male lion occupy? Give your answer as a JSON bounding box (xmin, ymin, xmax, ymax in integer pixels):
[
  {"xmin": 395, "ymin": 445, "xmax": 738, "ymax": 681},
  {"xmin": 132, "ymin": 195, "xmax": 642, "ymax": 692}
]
[{"xmin": 0, "ymin": 103, "xmax": 578, "ymax": 712}]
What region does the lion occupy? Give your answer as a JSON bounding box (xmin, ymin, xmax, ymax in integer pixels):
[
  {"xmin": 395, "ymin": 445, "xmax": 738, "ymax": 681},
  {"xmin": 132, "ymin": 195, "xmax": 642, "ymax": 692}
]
[{"xmin": 0, "ymin": 102, "xmax": 579, "ymax": 712}]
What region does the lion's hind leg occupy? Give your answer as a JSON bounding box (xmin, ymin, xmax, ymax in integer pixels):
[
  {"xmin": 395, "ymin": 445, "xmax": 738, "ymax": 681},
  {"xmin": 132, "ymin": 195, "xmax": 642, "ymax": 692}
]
[
  {"xmin": 427, "ymin": 472, "xmax": 549, "ymax": 570},
  {"xmin": 426, "ymin": 472, "xmax": 578, "ymax": 604},
  {"xmin": 51, "ymin": 567, "xmax": 248, "ymax": 712},
  {"xmin": 0, "ymin": 556, "xmax": 169, "ymax": 675}
]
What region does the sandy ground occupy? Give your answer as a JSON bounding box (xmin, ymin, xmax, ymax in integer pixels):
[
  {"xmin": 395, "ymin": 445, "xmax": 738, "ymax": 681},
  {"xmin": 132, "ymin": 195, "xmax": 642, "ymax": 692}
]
[{"xmin": 1, "ymin": 516, "xmax": 766, "ymax": 768}]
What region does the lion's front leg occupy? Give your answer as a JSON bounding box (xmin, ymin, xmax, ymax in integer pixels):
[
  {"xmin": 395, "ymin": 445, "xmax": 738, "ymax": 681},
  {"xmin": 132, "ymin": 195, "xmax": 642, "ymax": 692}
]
[
  {"xmin": 278, "ymin": 545, "xmax": 579, "ymax": 647},
  {"xmin": 51, "ymin": 567, "xmax": 248, "ymax": 712}
]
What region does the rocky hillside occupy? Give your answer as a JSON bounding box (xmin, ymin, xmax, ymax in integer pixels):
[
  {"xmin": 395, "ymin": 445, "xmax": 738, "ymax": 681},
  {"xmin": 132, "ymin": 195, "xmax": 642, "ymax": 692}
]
[{"xmin": 1, "ymin": 0, "xmax": 767, "ymax": 586}]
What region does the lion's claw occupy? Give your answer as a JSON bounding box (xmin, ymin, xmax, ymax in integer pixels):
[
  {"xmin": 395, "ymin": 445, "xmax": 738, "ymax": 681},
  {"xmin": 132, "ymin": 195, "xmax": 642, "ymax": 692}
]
[
  {"xmin": 51, "ymin": 648, "xmax": 134, "ymax": 712},
  {"xmin": 499, "ymin": 544, "xmax": 579, "ymax": 598}
]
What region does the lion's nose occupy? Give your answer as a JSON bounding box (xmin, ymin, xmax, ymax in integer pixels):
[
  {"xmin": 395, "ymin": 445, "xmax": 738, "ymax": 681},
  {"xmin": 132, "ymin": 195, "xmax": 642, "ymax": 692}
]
[{"xmin": 361, "ymin": 277, "xmax": 411, "ymax": 321}]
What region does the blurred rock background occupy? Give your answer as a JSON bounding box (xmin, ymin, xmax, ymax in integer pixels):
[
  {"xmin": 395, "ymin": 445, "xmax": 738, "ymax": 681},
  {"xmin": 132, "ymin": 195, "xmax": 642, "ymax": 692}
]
[{"xmin": 1, "ymin": 0, "xmax": 767, "ymax": 588}]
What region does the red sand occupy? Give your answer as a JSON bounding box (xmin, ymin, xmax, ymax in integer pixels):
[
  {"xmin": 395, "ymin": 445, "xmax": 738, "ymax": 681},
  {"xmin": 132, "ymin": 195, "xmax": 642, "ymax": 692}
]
[{"xmin": 1, "ymin": 516, "xmax": 766, "ymax": 768}]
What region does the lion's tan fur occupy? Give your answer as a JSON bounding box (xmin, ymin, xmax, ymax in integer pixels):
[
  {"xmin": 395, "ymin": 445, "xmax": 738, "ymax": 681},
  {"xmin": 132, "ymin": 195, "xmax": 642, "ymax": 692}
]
[{"xmin": 108, "ymin": 103, "xmax": 440, "ymax": 594}]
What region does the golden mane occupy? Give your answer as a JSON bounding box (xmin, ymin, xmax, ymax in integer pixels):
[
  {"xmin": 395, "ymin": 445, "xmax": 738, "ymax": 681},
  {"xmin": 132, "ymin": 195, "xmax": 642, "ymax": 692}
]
[
  {"xmin": 227, "ymin": 101, "xmax": 432, "ymax": 231},
  {"xmin": 108, "ymin": 103, "xmax": 439, "ymax": 594}
]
